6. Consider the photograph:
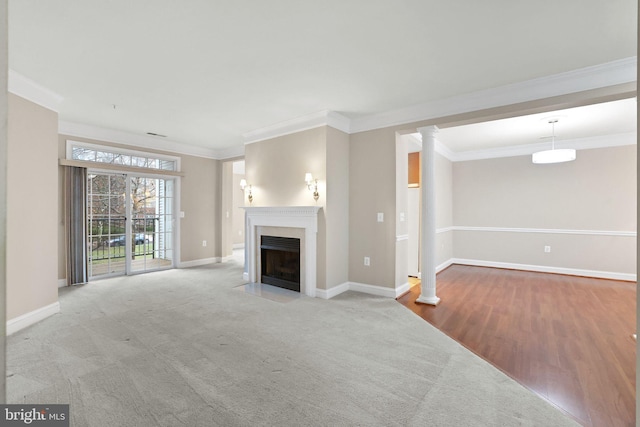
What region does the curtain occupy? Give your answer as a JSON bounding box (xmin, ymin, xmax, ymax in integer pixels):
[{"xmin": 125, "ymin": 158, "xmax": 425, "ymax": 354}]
[{"xmin": 65, "ymin": 166, "xmax": 87, "ymax": 285}]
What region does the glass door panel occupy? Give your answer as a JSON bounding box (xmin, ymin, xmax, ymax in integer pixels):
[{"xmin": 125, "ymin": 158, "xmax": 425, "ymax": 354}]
[
  {"xmin": 130, "ymin": 176, "xmax": 174, "ymax": 273},
  {"xmin": 88, "ymin": 172, "xmax": 174, "ymax": 278},
  {"xmin": 88, "ymin": 173, "xmax": 127, "ymax": 278}
]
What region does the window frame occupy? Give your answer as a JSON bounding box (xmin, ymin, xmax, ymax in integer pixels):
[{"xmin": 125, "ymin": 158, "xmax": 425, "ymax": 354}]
[{"xmin": 66, "ymin": 140, "xmax": 181, "ymax": 173}]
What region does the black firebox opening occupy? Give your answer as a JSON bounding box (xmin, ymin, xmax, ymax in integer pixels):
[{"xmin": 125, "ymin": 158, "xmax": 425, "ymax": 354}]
[{"xmin": 260, "ymin": 236, "xmax": 301, "ymax": 292}]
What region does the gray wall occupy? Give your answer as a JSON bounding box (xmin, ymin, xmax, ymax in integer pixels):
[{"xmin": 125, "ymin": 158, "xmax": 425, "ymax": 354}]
[
  {"xmin": 244, "ymin": 127, "xmax": 326, "ymax": 206},
  {"xmin": 436, "ymin": 152, "xmax": 454, "ymax": 267},
  {"xmin": 349, "ymin": 127, "xmax": 397, "ymax": 288},
  {"xmin": 181, "ymin": 154, "xmax": 221, "ymax": 262},
  {"xmin": 325, "ymin": 126, "xmax": 350, "ymax": 289},
  {"xmin": 452, "ymin": 145, "xmax": 637, "ymax": 275},
  {"xmin": 8, "ymin": 94, "xmax": 59, "ymax": 320}
]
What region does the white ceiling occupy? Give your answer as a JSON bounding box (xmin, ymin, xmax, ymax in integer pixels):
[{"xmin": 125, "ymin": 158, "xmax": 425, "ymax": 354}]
[
  {"xmin": 8, "ymin": 0, "xmax": 638, "ymax": 153},
  {"xmin": 437, "ymin": 98, "xmax": 637, "ymax": 153}
]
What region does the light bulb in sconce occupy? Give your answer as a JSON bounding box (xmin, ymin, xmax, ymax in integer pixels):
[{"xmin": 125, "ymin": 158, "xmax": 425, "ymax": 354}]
[
  {"xmin": 305, "ymin": 172, "xmax": 319, "ymax": 201},
  {"xmin": 239, "ymin": 179, "xmax": 253, "ymax": 203}
]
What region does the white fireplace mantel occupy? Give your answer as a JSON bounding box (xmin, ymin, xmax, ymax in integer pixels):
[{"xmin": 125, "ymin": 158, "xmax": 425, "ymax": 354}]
[{"xmin": 242, "ymin": 206, "xmax": 321, "ymax": 297}]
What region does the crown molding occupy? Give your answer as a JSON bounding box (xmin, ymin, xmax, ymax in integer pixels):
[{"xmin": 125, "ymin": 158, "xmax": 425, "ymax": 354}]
[
  {"xmin": 412, "ymin": 131, "xmax": 636, "ymax": 162},
  {"xmin": 241, "ymin": 58, "xmax": 636, "ymax": 144},
  {"xmin": 10, "ymin": 70, "xmax": 241, "ymax": 160},
  {"xmin": 59, "ymin": 121, "xmax": 221, "ymax": 159},
  {"xmin": 214, "ymin": 144, "xmax": 245, "ymax": 160},
  {"xmin": 407, "ymin": 133, "xmax": 458, "ymax": 160},
  {"xmin": 8, "ymin": 69, "xmax": 64, "ymax": 113},
  {"xmin": 243, "ymin": 110, "xmax": 351, "ymax": 144},
  {"xmin": 446, "ymin": 131, "xmax": 636, "ymax": 162},
  {"xmin": 41, "ymin": 57, "xmax": 638, "ymax": 160},
  {"xmin": 349, "ymin": 57, "xmax": 638, "ymax": 134},
  {"xmin": 435, "ymin": 140, "xmax": 457, "ymax": 160}
]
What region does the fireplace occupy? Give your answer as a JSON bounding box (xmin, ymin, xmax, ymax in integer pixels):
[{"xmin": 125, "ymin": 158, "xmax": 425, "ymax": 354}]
[
  {"xmin": 260, "ymin": 236, "xmax": 300, "ymax": 292},
  {"xmin": 242, "ymin": 206, "xmax": 321, "ymax": 298}
]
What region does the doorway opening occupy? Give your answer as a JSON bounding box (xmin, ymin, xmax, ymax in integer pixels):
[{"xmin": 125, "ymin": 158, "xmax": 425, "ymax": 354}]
[{"xmin": 221, "ymin": 159, "xmax": 246, "ymax": 264}]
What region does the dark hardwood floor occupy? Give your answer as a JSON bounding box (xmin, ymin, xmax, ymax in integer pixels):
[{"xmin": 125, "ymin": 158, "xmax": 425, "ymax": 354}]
[{"xmin": 397, "ymin": 265, "xmax": 636, "ymax": 427}]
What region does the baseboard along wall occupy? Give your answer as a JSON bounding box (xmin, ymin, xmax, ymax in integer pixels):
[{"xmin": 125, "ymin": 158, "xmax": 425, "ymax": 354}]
[
  {"xmin": 318, "ymin": 257, "xmax": 635, "ymax": 301},
  {"xmin": 316, "ymin": 281, "xmax": 410, "ymax": 300},
  {"xmin": 7, "ymin": 302, "xmax": 61, "ymax": 335},
  {"xmin": 450, "ymin": 258, "xmax": 636, "ymax": 282}
]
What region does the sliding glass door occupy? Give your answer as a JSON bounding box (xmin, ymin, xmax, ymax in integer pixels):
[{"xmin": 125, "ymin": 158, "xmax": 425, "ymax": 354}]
[
  {"xmin": 88, "ymin": 172, "xmax": 175, "ymax": 279},
  {"xmin": 88, "ymin": 173, "xmax": 127, "ymax": 277},
  {"xmin": 130, "ymin": 177, "xmax": 174, "ymax": 273}
]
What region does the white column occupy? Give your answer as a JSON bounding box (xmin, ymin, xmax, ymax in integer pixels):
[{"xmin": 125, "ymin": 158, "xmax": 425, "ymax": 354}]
[{"xmin": 416, "ymin": 125, "xmax": 440, "ymax": 305}]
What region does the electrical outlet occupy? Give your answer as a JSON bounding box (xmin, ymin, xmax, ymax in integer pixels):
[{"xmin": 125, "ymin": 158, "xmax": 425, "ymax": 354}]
[
  {"xmin": 544, "ymin": 245, "xmax": 551, "ymax": 253},
  {"xmin": 202, "ymin": 240, "xmax": 207, "ymax": 247},
  {"xmin": 180, "ymin": 211, "xmax": 185, "ymax": 218},
  {"xmin": 377, "ymin": 212, "xmax": 384, "ymax": 222},
  {"xmin": 364, "ymin": 256, "xmax": 370, "ymax": 266},
  {"xmin": 399, "ymin": 212, "xmax": 405, "ymax": 222}
]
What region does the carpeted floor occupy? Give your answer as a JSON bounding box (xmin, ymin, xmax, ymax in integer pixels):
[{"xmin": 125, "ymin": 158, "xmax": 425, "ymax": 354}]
[{"xmin": 7, "ymin": 260, "xmax": 579, "ymax": 426}]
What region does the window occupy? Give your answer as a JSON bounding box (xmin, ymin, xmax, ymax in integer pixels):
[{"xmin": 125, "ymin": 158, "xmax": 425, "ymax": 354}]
[{"xmin": 67, "ymin": 141, "xmax": 179, "ymax": 172}]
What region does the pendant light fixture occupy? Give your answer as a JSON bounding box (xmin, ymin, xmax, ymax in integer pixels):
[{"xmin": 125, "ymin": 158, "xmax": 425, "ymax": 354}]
[{"xmin": 532, "ymin": 119, "xmax": 576, "ymax": 164}]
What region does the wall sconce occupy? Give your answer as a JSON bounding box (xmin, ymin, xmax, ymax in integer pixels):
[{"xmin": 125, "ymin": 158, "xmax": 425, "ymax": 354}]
[
  {"xmin": 239, "ymin": 178, "xmax": 253, "ymax": 204},
  {"xmin": 305, "ymin": 173, "xmax": 319, "ymax": 201}
]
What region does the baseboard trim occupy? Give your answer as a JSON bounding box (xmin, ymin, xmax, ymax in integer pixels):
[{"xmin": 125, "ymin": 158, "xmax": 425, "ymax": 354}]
[
  {"xmin": 316, "ymin": 281, "xmax": 409, "ymax": 299},
  {"xmin": 409, "ymin": 261, "xmax": 452, "ymax": 282},
  {"xmin": 316, "ymin": 282, "xmax": 350, "ymax": 299},
  {"xmin": 347, "ymin": 281, "xmax": 394, "ymax": 298},
  {"xmin": 348, "ymin": 281, "xmax": 402, "ymax": 299},
  {"xmin": 178, "ymin": 257, "xmax": 220, "ymax": 268},
  {"xmin": 394, "ymin": 282, "xmax": 411, "ymax": 298},
  {"xmin": 436, "ymin": 259, "xmax": 454, "ymax": 273},
  {"xmin": 58, "ymin": 279, "xmax": 67, "ymax": 288},
  {"xmin": 7, "ymin": 302, "xmax": 61, "ymax": 335},
  {"xmin": 451, "ymin": 258, "xmax": 637, "ymax": 282}
]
